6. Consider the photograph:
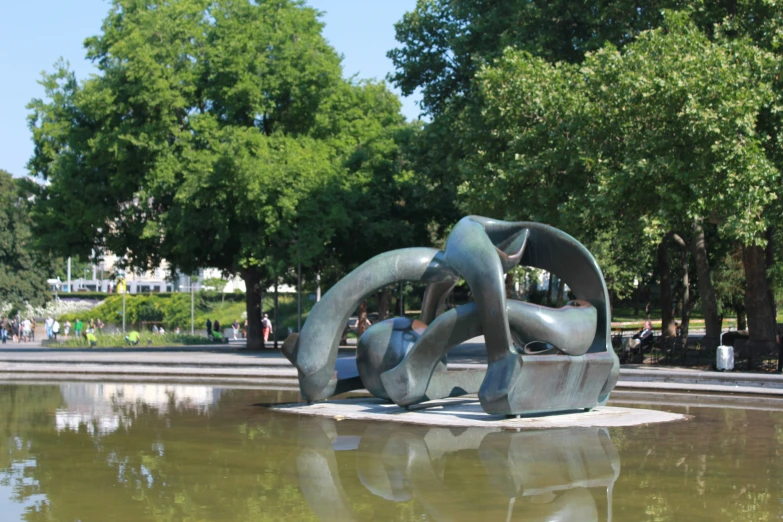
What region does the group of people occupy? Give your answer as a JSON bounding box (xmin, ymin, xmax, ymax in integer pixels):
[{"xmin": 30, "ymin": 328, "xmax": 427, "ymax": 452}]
[
  {"xmin": 0, "ymin": 316, "xmax": 108, "ymax": 345},
  {"xmin": 0, "ymin": 317, "xmax": 35, "ymax": 343},
  {"xmin": 205, "ymin": 314, "xmax": 273, "ymax": 344}
]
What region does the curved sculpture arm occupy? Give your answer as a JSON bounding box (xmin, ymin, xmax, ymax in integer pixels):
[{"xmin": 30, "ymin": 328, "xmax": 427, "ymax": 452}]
[
  {"xmin": 461, "ymin": 217, "xmax": 618, "ymax": 405},
  {"xmin": 381, "ymin": 300, "xmax": 597, "ymax": 406},
  {"xmin": 285, "ymin": 247, "xmax": 458, "ymax": 401},
  {"xmin": 444, "ymin": 217, "xmax": 528, "ymax": 364},
  {"xmin": 419, "ymin": 279, "xmax": 456, "ymax": 325}
]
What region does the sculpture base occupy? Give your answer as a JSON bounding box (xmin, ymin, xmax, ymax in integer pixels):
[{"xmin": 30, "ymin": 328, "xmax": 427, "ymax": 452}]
[{"xmin": 270, "ymin": 397, "xmax": 688, "ymax": 430}]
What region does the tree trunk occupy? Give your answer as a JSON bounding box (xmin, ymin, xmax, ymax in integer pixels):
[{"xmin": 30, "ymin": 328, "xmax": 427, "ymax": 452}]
[
  {"xmin": 680, "ymin": 248, "xmax": 691, "ymax": 340},
  {"xmin": 556, "ymin": 279, "xmax": 565, "ymax": 307},
  {"xmin": 547, "ymin": 273, "xmax": 557, "ymax": 306},
  {"xmin": 671, "ymin": 233, "xmax": 690, "ymax": 340},
  {"xmin": 633, "ymin": 284, "xmax": 640, "ymax": 317},
  {"xmin": 658, "ymin": 237, "xmax": 677, "ymax": 339},
  {"xmin": 505, "ymin": 272, "xmax": 514, "ymax": 298},
  {"xmin": 742, "ymin": 244, "xmax": 777, "ymax": 346},
  {"xmin": 690, "ymin": 221, "xmax": 720, "ymax": 349},
  {"xmin": 242, "ymin": 267, "xmax": 264, "ymax": 351},
  {"xmin": 273, "ymin": 279, "xmax": 279, "ymax": 350},
  {"xmin": 766, "ymin": 227, "xmax": 777, "ymax": 321},
  {"xmin": 377, "ymin": 286, "xmax": 392, "ymax": 321},
  {"xmin": 736, "ymin": 305, "xmax": 746, "ymax": 331}
]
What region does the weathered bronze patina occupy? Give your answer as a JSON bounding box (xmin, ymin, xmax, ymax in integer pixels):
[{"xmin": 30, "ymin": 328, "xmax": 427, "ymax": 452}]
[{"xmin": 282, "ymin": 216, "xmax": 619, "ymax": 416}]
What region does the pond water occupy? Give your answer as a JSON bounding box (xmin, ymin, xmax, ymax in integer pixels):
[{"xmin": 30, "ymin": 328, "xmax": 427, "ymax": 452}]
[{"xmin": 0, "ymin": 383, "xmax": 782, "ymax": 521}]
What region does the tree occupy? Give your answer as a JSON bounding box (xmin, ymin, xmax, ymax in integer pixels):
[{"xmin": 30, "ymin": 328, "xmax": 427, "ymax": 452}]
[
  {"xmin": 467, "ymin": 14, "xmax": 779, "ymax": 347},
  {"xmin": 391, "ymin": 1, "xmax": 783, "ymax": 348},
  {"xmin": 388, "ymin": 0, "xmax": 674, "ymax": 117},
  {"xmin": 28, "ymin": 0, "xmax": 406, "ymax": 349},
  {"xmin": 0, "ymin": 170, "xmax": 51, "ymax": 312}
]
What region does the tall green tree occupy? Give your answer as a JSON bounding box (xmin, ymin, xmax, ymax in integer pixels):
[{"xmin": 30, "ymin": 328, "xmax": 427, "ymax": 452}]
[
  {"xmin": 0, "ymin": 170, "xmax": 51, "ymax": 312},
  {"xmin": 28, "ymin": 0, "xmax": 405, "ymax": 348},
  {"xmin": 468, "ymin": 14, "xmax": 779, "ymax": 346}
]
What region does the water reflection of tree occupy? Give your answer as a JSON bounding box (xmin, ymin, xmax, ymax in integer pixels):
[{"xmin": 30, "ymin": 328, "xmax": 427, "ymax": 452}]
[
  {"xmin": 610, "ymin": 405, "xmax": 783, "ymax": 521},
  {"xmin": 9, "ymin": 388, "xmax": 315, "ymax": 522},
  {"xmin": 0, "ymin": 385, "xmax": 64, "ymax": 477}
]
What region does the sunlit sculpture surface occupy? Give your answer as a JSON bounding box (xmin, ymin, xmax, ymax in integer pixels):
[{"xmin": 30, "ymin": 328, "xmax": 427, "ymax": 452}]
[{"xmin": 282, "ymin": 216, "xmax": 619, "ymax": 416}]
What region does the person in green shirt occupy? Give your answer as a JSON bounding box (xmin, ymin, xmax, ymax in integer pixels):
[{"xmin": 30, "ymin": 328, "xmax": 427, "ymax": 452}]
[
  {"xmin": 85, "ymin": 331, "xmax": 97, "ymax": 347},
  {"xmin": 74, "ymin": 319, "xmax": 83, "ymax": 337},
  {"xmin": 125, "ymin": 331, "xmax": 140, "ymax": 346}
]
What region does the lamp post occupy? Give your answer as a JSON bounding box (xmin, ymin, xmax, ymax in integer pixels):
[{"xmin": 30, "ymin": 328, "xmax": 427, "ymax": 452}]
[
  {"xmin": 297, "ymin": 261, "xmax": 302, "ymax": 333},
  {"xmin": 117, "ymin": 270, "xmax": 126, "ymax": 334},
  {"xmin": 190, "ymin": 274, "xmax": 195, "ymax": 335}
]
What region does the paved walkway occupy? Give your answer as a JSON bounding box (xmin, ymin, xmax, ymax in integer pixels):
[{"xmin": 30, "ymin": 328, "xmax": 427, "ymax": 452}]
[{"xmin": 0, "ymin": 343, "xmax": 782, "ymax": 396}]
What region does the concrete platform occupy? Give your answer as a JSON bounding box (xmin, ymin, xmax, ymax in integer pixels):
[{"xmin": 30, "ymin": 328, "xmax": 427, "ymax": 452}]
[{"xmin": 271, "ymin": 397, "xmax": 688, "ymax": 430}]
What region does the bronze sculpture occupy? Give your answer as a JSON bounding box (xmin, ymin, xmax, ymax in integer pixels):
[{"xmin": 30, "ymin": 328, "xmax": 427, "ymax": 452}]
[{"xmin": 282, "ymin": 216, "xmax": 619, "ymax": 416}]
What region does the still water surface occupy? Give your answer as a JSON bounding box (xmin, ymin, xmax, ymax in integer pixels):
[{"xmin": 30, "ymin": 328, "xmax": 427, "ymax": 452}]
[{"xmin": 0, "ymin": 383, "xmax": 782, "ymax": 521}]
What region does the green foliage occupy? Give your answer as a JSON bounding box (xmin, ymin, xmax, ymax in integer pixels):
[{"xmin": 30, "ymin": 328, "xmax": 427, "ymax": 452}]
[
  {"xmin": 389, "ymin": 0, "xmax": 672, "ymax": 116},
  {"xmin": 27, "ymin": 0, "xmax": 413, "ymax": 348},
  {"xmin": 0, "ymin": 170, "xmax": 52, "ymax": 311},
  {"xmin": 455, "ymin": 13, "xmax": 780, "ymax": 312},
  {"xmin": 55, "ymin": 332, "xmax": 208, "ymax": 348},
  {"xmin": 55, "ymin": 292, "xmax": 313, "ymax": 331}
]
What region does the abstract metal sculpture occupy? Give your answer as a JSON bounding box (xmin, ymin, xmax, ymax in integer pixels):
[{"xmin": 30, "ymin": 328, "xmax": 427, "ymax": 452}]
[{"xmin": 282, "ymin": 216, "xmax": 619, "ymax": 416}]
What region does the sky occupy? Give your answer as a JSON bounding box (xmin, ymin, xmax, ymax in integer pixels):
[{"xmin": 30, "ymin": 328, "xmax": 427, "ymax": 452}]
[{"xmin": 0, "ymin": 0, "xmax": 421, "ymax": 178}]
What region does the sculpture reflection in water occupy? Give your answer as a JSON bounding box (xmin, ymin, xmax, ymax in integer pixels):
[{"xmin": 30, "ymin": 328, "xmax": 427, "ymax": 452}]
[
  {"xmin": 283, "ymin": 216, "xmax": 619, "ymax": 415},
  {"xmin": 294, "ymin": 418, "xmax": 620, "ymax": 521}
]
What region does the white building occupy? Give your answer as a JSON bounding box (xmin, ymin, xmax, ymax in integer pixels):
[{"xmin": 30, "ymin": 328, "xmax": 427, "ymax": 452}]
[{"xmin": 57, "ymin": 254, "xmax": 294, "ymax": 294}]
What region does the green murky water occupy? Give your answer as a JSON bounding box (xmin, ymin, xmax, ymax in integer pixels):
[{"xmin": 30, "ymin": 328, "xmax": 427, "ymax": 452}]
[{"xmin": 0, "ymin": 383, "xmax": 782, "ymax": 521}]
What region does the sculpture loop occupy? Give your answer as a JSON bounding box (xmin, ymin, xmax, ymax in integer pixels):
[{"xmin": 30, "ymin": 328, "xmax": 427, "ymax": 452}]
[{"xmin": 282, "ymin": 216, "xmax": 619, "ymax": 416}]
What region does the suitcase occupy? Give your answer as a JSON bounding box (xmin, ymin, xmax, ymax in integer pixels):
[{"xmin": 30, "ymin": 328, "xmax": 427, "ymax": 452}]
[{"xmin": 716, "ymin": 345, "xmax": 734, "ymax": 371}]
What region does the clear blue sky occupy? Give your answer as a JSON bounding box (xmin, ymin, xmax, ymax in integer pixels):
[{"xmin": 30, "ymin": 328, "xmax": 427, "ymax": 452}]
[{"xmin": 0, "ymin": 0, "xmax": 421, "ymax": 178}]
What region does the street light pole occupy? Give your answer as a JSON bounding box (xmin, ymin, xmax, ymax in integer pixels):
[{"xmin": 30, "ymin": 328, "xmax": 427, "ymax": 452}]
[
  {"xmin": 190, "ymin": 274, "xmax": 195, "ymax": 335},
  {"xmin": 297, "ymin": 261, "xmax": 302, "ymax": 332},
  {"xmin": 122, "ymin": 289, "xmax": 126, "ymax": 334}
]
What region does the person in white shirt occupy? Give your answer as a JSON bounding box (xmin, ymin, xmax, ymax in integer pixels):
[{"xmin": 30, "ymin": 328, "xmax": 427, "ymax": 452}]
[
  {"xmin": 22, "ymin": 318, "xmax": 32, "ymax": 342},
  {"xmin": 45, "ymin": 316, "xmax": 54, "ymax": 339},
  {"xmin": 262, "ymin": 314, "xmax": 273, "ymax": 344}
]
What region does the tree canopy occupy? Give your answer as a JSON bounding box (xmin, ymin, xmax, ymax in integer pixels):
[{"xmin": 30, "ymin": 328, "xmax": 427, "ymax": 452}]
[
  {"xmin": 27, "ymin": 0, "xmax": 409, "ymax": 348},
  {"xmin": 0, "ymin": 170, "xmax": 51, "ymax": 313}
]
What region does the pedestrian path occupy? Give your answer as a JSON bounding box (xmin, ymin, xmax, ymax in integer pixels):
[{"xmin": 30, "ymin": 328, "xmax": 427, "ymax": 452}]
[{"xmin": 0, "ymin": 345, "xmax": 781, "ymax": 397}]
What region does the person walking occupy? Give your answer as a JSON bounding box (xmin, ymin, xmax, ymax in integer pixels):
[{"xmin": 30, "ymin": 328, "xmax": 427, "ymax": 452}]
[
  {"xmin": 0, "ymin": 318, "xmax": 7, "ymax": 344},
  {"xmin": 232, "ymin": 319, "xmax": 240, "ymax": 340},
  {"xmin": 52, "ymin": 319, "xmax": 60, "ymax": 341},
  {"xmin": 45, "ymin": 316, "xmax": 54, "ymax": 339},
  {"xmin": 22, "ymin": 317, "xmax": 32, "ymax": 342},
  {"xmin": 64, "ymin": 320, "xmax": 71, "ymax": 339},
  {"xmin": 74, "ymin": 318, "xmax": 83, "ymax": 338},
  {"xmin": 206, "ymin": 318, "xmax": 212, "ymax": 339},
  {"xmin": 11, "ymin": 319, "xmax": 19, "ymax": 343},
  {"xmin": 262, "ymin": 313, "xmax": 272, "ymax": 345},
  {"xmin": 242, "ymin": 319, "xmax": 248, "ymax": 339}
]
